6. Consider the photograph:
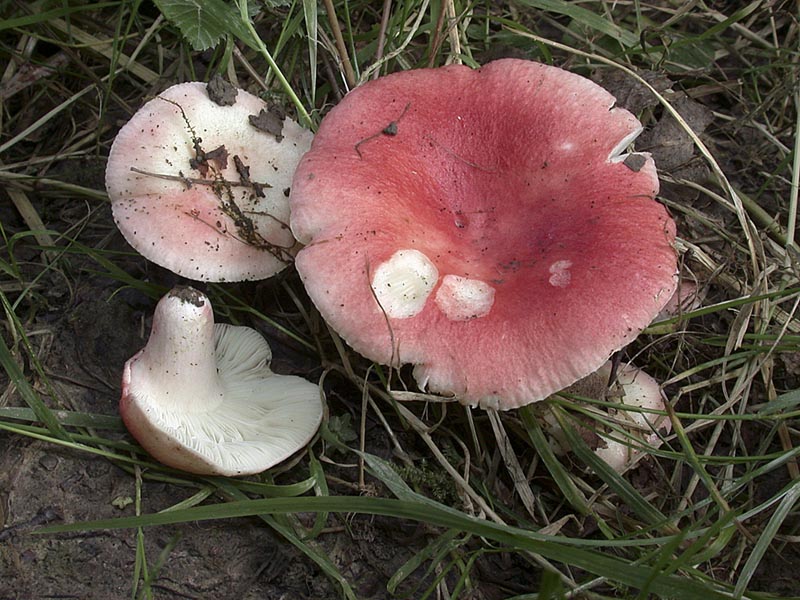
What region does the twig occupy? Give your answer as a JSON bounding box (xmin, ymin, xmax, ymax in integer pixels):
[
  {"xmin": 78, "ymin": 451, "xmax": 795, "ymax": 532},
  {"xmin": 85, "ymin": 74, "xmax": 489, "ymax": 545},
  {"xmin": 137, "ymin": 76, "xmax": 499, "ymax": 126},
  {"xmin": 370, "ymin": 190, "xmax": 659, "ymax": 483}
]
[
  {"xmin": 373, "ymin": 0, "xmax": 393, "ymax": 79},
  {"xmin": 353, "ymin": 102, "xmax": 411, "ymax": 158},
  {"xmin": 321, "ymin": 0, "xmax": 357, "ymax": 89},
  {"xmin": 444, "ymin": 0, "xmax": 461, "ymax": 64},
  {"xmin": 360, "ymin": 0, "xmax": 430, "ymax": 83},
  {"xmin": 128, "ymin": 166, "xmax": 271, "ymax": 190},
  {"xmin": 427, "ymin": 0, "xmax": 448, "ymax": 67}
]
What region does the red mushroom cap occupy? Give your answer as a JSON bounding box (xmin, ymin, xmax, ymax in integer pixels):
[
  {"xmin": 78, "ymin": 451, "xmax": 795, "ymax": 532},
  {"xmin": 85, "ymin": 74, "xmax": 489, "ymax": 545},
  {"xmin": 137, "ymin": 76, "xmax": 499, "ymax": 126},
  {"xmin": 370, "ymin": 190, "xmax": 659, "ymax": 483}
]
[
  {"xmin": 290, "ymin": 59, "xmax": 677, "ymax": 409},
  {"xmin": 106, "ymin": 82, "xmax": 312, "ymax": 282}
]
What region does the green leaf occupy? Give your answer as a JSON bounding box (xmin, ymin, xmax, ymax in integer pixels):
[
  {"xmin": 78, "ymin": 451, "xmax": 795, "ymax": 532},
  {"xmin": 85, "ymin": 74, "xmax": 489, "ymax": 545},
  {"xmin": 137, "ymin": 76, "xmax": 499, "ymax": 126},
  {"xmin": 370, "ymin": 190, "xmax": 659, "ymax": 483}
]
[{"xmin": 152, "ymin": 0, "xmax": 258, "ymax": 51}]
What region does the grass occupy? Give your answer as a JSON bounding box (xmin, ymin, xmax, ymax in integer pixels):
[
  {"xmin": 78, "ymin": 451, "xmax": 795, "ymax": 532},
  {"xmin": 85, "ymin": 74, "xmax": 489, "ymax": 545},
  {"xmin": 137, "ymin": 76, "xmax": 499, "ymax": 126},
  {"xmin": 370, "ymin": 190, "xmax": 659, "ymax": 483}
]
[{"xmin": 1, "ymin": 0, "xmax": 799, "ymax": 598}]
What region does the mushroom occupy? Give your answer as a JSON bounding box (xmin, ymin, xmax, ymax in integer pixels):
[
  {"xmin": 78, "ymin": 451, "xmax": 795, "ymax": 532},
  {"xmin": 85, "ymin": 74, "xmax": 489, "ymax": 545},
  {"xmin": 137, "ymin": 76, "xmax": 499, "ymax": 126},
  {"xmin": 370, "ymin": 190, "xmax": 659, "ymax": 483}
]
[
  {"xmin": 290, "ymin": 58, "xmax": 678, "ymax": 409},
  {"xmin": 106, "ymin": 80, "xmax": 313, "ymax": 282},
  {"xmin": 653, "ymin": 279, "xmax": 703, "ymax": 322},
  {"xmin": 549, "ymin": 361, "xmax": 672, "ymax": 472},
  {"xmin": 120, "ymin": 286, "xmax": 323, "ymax": 476},
  {"xmin": 648, "ymin": 279, "xmax": 703, "ymax": 334}
]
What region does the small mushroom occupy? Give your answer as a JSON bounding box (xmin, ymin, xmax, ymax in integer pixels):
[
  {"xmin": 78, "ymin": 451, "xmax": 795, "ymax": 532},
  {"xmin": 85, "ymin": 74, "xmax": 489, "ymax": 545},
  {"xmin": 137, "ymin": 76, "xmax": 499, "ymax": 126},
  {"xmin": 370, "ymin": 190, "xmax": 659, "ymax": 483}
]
[
  {"xmin": 106, "ymin": 81, "xmax": 313, "ymax": 282},
  {"xmin": 549, "ymin": 361, "xmax": 672, "ymax": 472},
  {"xmin": 120, "ymin": 286, "xmax": 323, "ymax": 476},
  {"xmin": 290, "ymin": 58, "xmax": 678, "ymax": 409},
  {"xmin": 653, "ymin": 279, "xmax": 703, "ymax": 322}
]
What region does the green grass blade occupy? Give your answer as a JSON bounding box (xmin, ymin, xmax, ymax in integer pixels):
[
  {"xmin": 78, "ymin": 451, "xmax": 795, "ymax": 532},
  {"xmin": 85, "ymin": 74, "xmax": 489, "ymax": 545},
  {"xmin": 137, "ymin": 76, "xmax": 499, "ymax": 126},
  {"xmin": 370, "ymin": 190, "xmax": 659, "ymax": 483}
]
[
  {"xmin": 212, "ymin": 476, "xmax": 317, "ymax": 498},
  {"xmin": 0, "ymin": 2, "xmax": 119, "ymax": 32},
  {"xmin": 301, "ymin": 0, "xmax": 318, "ymax": 105},
  {"xmin": 39, "ymin": 495, "xmax": 735, "ymax": 599},
  {"xmin": 550, "ymin": 406, "xmax": 669, "ymax": 528},
  {"xmin": 519, "ymin": 405, "xmax": 589, "ymax": 515},
  {"xmin": 0, "ymin": 297, "xmax": 70, "ymax": 441},
  {"xmin": 217, "ymin": 482, "xmax": 357, "ymax": 600},
  {"xmin": 387, "ymin": 529, "xmax": 464, "ymax": 595},
  {"xmin": 733, "ymin": 480, "xmax": 800, "ymax": 598},
  {"xmin": 0, "ymin": 406, "xmax": 124, "ymax": 430},
  {"xmin": 305, "ymin": 451, "xmax": 329, "ymax": 539},
  {"xmin": 159, "ymin": 487, "xmax": 215, "ymax": 513},
  {"xmin": 512, "ymin": 0, "xmax": 639, "ymax": 47},
  {"xmin": 757, "ymin": 388, "xmax": 800, "ymax": 415}
]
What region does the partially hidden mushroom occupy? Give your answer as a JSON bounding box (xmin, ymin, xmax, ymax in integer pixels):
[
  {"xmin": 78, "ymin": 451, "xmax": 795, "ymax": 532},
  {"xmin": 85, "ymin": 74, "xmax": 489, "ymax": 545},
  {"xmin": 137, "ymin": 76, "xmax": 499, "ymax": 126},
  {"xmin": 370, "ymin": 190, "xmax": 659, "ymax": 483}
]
[
  {"xmin": 652, "ymin": 279, "xmax": 703, "ymax": 323},
  {"xmin": 120, "ymin": 286, "xmax": 323, "ymax": 476},
  {"xmin": 106, "ymin": 80, "xmax": 313, "ymax": 282},
  {"xmin": 547, "ymin": 361, "xmax": 672, "ymax": 472},
  {"xmin": 290, "ymin": 58, "xmax": 678, "ymax": 409}
]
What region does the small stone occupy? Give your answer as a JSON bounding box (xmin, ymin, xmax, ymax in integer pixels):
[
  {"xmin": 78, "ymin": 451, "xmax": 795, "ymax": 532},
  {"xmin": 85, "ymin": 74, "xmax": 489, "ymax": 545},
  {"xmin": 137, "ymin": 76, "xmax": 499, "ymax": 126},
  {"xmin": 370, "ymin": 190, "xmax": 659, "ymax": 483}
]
[
  {"xmin": 38, "ymin": 455, "xmax": 58, "ymax": 471},
  {"xmin": 111, "ymin": 495, "xmax": 134, "ymax": 510}
]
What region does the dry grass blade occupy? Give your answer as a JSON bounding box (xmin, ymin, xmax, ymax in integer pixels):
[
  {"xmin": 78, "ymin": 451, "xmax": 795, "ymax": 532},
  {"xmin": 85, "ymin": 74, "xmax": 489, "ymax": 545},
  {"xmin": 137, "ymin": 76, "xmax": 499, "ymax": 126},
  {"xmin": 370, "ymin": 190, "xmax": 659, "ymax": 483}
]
[
  {"xmin": 487, "ymin": 409, "xmax": 539, "ymax": 521},
  {"xmin": 48, "ymin": 18, "xmax": 159, "ymax": 84}
]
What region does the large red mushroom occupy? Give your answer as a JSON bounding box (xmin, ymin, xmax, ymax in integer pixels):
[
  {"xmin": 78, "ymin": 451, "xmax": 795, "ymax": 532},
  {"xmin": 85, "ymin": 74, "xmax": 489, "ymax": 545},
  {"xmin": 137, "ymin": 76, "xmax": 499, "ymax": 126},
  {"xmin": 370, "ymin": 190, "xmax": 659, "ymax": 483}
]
[{"xmin": 290, "ymin": 59, "xmax": 677, "ymax": 409}]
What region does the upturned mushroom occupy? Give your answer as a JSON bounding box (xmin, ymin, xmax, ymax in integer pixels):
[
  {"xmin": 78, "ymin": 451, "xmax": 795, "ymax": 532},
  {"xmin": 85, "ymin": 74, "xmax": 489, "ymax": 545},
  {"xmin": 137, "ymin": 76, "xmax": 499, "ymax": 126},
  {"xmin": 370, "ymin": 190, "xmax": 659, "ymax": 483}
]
[
  {"xmin": 120, "ymin": 286, "xmax": 323, "ymax": 476},
  {"xmin": 289, "ymin": 58, "xmax": 678, "ymax": 409},
  {"xmin": 106, "ymin": 79, "xmax": 313, "ymax": 282}
]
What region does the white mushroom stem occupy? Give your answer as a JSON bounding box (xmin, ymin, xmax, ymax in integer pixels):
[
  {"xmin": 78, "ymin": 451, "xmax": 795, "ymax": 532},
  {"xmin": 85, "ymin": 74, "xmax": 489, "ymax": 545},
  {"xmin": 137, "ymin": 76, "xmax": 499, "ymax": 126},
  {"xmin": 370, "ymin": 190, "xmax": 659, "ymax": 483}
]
[{"xmin": 131, "ymin": 286, "xmax": 227, "ymax": 412}]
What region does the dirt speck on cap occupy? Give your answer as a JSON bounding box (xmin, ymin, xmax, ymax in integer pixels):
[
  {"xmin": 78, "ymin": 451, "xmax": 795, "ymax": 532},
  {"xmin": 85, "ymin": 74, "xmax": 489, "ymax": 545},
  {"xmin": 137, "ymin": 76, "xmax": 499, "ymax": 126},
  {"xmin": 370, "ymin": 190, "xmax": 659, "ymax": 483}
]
[{"xmin": 206, "ymin": 74, "xmax": 238, "ymax": 106}]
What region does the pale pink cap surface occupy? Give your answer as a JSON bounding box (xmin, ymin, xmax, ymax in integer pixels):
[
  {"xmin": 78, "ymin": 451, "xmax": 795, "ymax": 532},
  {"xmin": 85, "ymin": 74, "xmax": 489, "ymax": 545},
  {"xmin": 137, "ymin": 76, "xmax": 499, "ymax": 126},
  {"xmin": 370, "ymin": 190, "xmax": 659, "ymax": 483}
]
[
  {"xmin": 107, "ymin": 82, "xmax": 313, "ymax": 282},
  {"xmin": 290, "ymin": 59, "xmax": 678, "ymax": 409}
]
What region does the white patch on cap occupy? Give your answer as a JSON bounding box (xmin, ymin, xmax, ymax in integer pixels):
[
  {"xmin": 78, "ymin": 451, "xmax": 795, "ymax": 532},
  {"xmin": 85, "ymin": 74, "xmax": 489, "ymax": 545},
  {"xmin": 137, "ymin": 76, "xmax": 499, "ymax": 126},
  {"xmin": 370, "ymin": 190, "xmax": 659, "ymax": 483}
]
[
  {"xmin": 371, "ymin": 249, "xmax": 438, "ymax": 319},
  {"xmin": 435, "ymin": 275, "xmax": 495, "ymax": 321},
  {"xmin": 548, "ymin": 260, "xmax": 572, "ymax": 288}
]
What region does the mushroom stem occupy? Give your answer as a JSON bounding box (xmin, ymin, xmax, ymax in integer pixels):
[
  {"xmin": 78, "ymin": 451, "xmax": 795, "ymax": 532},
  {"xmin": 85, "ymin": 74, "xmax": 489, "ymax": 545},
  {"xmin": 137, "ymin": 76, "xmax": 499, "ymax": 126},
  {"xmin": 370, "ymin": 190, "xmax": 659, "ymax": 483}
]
[{"xmin": 129, "ymin": 286, "xmax": 224, "ymax": 413}]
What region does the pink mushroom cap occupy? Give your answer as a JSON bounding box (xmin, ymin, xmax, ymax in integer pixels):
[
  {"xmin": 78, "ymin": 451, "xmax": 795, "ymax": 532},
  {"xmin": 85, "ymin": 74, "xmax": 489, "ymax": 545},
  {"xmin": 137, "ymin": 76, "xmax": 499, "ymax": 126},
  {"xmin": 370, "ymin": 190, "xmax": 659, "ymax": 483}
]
[
  {"xmin": 290, "ymin": 59, "xmax": 678, "ymax": 409},
  {"xmin": 106, "ymin": 82, "xmax": 313, "ymax": 282}
]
